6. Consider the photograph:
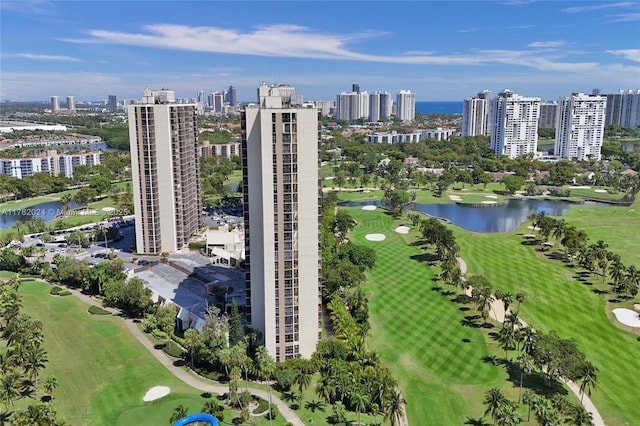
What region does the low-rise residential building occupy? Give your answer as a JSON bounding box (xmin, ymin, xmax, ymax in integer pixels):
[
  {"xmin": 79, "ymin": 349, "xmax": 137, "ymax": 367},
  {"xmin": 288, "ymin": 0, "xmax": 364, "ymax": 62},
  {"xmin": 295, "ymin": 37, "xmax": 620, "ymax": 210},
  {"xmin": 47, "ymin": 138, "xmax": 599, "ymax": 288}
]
[
  {"xmin": 200, "ymin": 141, "xmax": 241, "ymax": 158},
  {"xmin": 0, "ymin": 150, "xmax": 104, "ymax": 179},
  {"xmin": 421, "ymin": 127, "xmax": 457, "ymax": 141},
  {"xmin": 367, "ymin": 131, "xmax": 421, "ymax": 143}
]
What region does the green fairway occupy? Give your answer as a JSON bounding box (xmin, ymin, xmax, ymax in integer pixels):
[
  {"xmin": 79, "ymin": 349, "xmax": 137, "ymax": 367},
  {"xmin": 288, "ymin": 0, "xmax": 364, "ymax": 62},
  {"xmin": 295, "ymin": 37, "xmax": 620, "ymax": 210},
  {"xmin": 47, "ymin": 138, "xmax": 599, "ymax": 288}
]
[
  {"xmin": 16, "ymin": 280, "xmax": 206, "ymax": 425},
  {"xmin": 454, "ymin": 226, "xmax": 640, "ymax": 425},
  {"xmin": 346, "ymin": 207, "xmax": 507, "ymax": 424}
]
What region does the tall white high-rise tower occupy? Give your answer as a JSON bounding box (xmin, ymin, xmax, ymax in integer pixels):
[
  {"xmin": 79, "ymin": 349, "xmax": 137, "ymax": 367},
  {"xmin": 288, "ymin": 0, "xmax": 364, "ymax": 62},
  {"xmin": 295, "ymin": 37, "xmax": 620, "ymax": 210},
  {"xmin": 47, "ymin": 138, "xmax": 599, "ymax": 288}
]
[
  {"xmin": 241, "ymin": 83, "xmax": 321, "ymax": 361},
  {"xmin": 128, "ymin": 88, "xmax": 202, "ymax": 254},
  {"xmin": 555, "ymin": 93, "xmax": 606, "ymax": 161},
  {"xmin": 462, "ymin": 90, "xmax": 491, "ymax": 136},
  {"xmin": 396, "ymin": 90, "xmax": 415, "ymax": 123},
  {"xmin": 489, "ymin": 90, "xmax": 540, "ymax": 159}
]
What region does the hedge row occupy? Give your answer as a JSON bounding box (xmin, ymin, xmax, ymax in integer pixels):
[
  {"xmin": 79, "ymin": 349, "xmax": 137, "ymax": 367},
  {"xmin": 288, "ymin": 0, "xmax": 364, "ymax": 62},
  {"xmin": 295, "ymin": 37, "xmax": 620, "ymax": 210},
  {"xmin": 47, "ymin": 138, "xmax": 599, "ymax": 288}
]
[
  {"xmin": 88, "ymin": 305, "xmax": 111, "ymax": 315},
  {"xmin": 50, "ymin": 286, "xmax": 71, "ymax": 296}
]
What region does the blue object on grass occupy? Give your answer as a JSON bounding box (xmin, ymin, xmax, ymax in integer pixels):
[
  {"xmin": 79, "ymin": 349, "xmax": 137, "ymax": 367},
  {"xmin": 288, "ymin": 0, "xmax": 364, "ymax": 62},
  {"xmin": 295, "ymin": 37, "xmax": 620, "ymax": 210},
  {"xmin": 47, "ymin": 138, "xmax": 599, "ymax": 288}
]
[{"xmin": 172, "ymin": 413, "xmax": 220, "ymax": 426}]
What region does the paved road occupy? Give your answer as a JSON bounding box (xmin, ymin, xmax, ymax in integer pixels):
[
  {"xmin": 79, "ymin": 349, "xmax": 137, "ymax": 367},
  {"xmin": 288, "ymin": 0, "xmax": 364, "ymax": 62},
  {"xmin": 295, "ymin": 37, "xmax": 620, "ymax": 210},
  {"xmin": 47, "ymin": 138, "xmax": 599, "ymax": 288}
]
[
  {"xmin": 457, "ymin": 256, "xmax": 605, "ymax": 426},
  {"xmin": 47, "ymin": 282, "xmax": 305, "ymax": 426}
]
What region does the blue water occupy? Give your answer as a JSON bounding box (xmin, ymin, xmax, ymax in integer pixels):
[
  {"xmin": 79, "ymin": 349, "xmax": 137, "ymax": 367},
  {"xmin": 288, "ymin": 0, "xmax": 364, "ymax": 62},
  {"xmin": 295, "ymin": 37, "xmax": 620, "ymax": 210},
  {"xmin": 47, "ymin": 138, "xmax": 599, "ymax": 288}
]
[
  {"xmin": 0, "ymin": 200, "xmax": 84, "ymax": 228},
  {"xmin": 415, "ymin": 101, "xmax": 462, "ymax": 114},
  {"xmin": 339, "ymin": 198, "xmax": 604, "ymax": 233}
]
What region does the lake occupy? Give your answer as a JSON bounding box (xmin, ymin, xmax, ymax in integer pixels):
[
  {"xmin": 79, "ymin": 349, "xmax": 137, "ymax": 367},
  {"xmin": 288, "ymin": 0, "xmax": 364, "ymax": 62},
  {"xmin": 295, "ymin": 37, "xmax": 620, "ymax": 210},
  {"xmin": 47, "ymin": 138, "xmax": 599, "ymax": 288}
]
[
  {"xmin": 340, "ymin": 198, "xmax": 603, "ymax": 233},
  {"xmin": 0, "ymin": 200, "xmax": 83, "ymax": 228}
]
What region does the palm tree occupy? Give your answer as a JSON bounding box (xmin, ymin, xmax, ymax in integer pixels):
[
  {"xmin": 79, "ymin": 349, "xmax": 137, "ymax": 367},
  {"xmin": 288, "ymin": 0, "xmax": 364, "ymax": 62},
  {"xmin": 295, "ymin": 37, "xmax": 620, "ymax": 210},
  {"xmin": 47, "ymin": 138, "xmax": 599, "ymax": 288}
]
[
  {"xmin": 169, "ymin": 404, "xmax": 188, "ymax": 424},
  {"xmin": 201, "ymin": 399, "xmax": 224, "ymax": 422},
  {"xmin": 350, "ymin": 391, "xmax": 369, "ymax": 425},
  {"xmin": 43, "ymin": 376, "xmax": 58, "ymax": 401},
  {"xmin": 522, "ymin": 389, "xmax": 537, "ymax": 422},
  {"xmin": 552, "ymin": 219, "xmax": 566, "ymax": 244},
  {"xmin": 496, "ymin": 400, "xmax": 520, "ymax": 426},
  {"xmin": 23, "ymin": 346, "xmax": 48, "ymax": 388},
  {"xmin": 515, "ymin": 293, "xmax": 525, "ymax": 313},
  {"xmin": 609, "ymin": 258, "xmax": 626, "ymax": 294},
  {"xmin": 483, "ymin": 387, "xmax": 507, "ymax": 425},
  {"xmin": 384, "ymin": 391, "xmax": 405, "ymax": 426},
  {"xmin": 255, "ymin": 346, "xmax": 275, "ymax": 426},
  {"xmin": 567, "ymin": 404, "xmax": 594, "ymax": 426},
  {"xmin": 0, "ymin": 373, "xmax": 22, "ymax": 411},
  {"xmin": 578, "ymin": 362, "xmax": 598, "ymax": 403},
  {"xmin": 293, "ymin": 367, "xmax": 311, "ymax": 394},
  {"xmin": 183, "ymin": 328, "xmax": 200, "ymax": 368},
  {"xmin": 497, "ymin": 326, "xmax": 516, "ymax": 361},
  {"xmin": 305, "ymin": 399, "xmax": 325, "ymax": 413},
  {"xmin": 516, "ymin": 352, "xmax": 534, "ymax": 403}
]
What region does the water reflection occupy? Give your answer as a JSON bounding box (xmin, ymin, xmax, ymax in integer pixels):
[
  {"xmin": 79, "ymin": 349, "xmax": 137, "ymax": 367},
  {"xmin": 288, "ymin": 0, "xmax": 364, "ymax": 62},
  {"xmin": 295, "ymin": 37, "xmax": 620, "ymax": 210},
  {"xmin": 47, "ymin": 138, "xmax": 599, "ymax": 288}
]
[{"xmin": 339, "ymin": 198, "xmax": 601, "ymax": 233}]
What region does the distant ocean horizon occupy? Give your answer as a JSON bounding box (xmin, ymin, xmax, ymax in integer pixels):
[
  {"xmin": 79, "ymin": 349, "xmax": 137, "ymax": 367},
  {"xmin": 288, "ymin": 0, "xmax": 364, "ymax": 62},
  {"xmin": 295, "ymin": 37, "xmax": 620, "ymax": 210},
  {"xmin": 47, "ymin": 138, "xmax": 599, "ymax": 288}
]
[{"xmin": 415, "ymin": 101, "xmax": 462, "ymax": 114}]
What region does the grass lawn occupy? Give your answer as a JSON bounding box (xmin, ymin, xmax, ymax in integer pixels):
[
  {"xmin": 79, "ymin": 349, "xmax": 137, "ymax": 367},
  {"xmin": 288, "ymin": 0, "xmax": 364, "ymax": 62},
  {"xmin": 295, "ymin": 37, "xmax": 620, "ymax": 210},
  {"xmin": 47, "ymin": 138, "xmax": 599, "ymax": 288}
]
[
  {"xmin": 15, "ymin": 280, "xmax": 238, "ymax": 426},
  {"xmin": 346, "ymin": 207, "xmax": 509, "ymax": 424},
  {"xmin": 454, "ymin": 223, "xmax": 640, "ymax": 425},
  {"xmin": 563, "ymin": 201, "xmax": 640, "ymax": 266},
  {"xmin": 567, "ymin": 187, "xmax": 628, "ymax": 202}
]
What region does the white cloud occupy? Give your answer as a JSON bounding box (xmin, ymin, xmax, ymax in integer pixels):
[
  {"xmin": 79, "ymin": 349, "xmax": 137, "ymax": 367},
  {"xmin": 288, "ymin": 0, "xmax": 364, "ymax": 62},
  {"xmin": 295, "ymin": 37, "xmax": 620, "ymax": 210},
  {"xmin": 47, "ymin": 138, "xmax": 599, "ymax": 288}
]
[
  {"xmin": 10, "ymin": 53, "xmax": 81, "ymax": 62},
  {"xmin": 59, "ymin": 23, "xmax": 604, "ymax": 73},
  {"xmin": 605, "ymin": 13, "xmax": 640, "ymax": 23},
  {"xmin": 528, "ymin": 40, "xmax": 567, "ymax": 48},
  {"xmin": 561, "ymin": 2, "xmax": 637, "ymax": 13},
  {"xmin": 606, "ymin": 49, "xmax": 640, "ymax": 62}
]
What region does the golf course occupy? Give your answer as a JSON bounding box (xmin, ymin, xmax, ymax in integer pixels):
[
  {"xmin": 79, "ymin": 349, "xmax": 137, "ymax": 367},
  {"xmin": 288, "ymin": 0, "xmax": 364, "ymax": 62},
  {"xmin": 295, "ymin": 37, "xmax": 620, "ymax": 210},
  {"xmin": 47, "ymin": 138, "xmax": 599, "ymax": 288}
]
[{"xmin": 345, "ymin": 194, "xmax": 640, "ymax": 425}]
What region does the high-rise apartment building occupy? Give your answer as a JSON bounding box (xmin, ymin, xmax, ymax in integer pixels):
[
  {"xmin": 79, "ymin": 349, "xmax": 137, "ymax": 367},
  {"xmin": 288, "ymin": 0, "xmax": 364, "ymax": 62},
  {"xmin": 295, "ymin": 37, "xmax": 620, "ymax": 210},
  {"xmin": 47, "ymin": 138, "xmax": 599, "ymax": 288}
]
[
  {"xmin": 554, "ymin": 93, "xmax": 606, "ymax": 161},
  {"xmin": 211, "ymin": 92, "xmax": 224, "ymax": 112},
  {"xmin": 50, "ymin": 96, "xmax": 60, "ymax": 113},
  {"xmin": 128, "ymin": 88, "xmax": 201, "ymax": 254},
  {"xmin": 241, "ymin": 83, "xmax": 321, "ymax": 361},
  {"xmin": 605, "ymin": 90, "xmax": 640, "ymax": 128},
  {"xmin": 369, "ymin": 91, "xmax": 392, "ymax": 121},
  {"xmin": 66, "ymin": 96, "xmax": 76, "ymax": 111},
  {"xmin": 228, "ymin": 86, "xmax": 237, "ymax": 107},
  {"xmin": 462, "ymin": 90, "xmax": 491, "ymax": 136},
  {"xmin": 336, "ymin": 91, "xmax": 369, "ymax": 120},
  {"xmin": 539, "ymin": 102, "xmax": 558, "ymax": 129},
  {"xmin": 489, "ymin": 89, "xmax": 540, "ymax": 159},
  {"xmin": 396, "ymin": 90, "xmax": 416, "ymax": 123},
  {"xmin": 107, "ymin": 95, "xmax": 118, "ymax": 112}
]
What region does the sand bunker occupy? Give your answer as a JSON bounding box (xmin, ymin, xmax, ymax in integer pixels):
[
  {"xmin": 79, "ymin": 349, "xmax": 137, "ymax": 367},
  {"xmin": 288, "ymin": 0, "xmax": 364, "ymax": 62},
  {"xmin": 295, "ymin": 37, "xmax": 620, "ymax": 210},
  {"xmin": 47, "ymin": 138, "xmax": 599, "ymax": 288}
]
[
  {"xmin": 101, "ymin": 207, "xmax": 116, "ymax": 212},
  {"xmin": 449, "ymin": 195, "xmax": 462, "ymax": 200},
  {"xmin": 143, "ymin": 386, "xmax": 170, "ymax": 402},
  {"xmin": 569, "ymin": 186, "xmax": 591, "ymax": 189},
  {"xmin": 78, "ymin": 209, "xmax": 97, "ymax": 215},
  {"xmin": 594, "ymin": 189, "xmax": 607, "ymax": 193},
  {"xmin": 612, "ymin": 308, "xmax": 640, "ymax": 328},
  {"xmin": 481, "ymin": 200, "xmax": 497, "ymax": 204},
  {"xmin": 365, "ymin": 234, "xmax": 386, "ymax": 241},
  {"xmin": 362, "ymin": 205, "xmax": 377, "ymax": 211},
  {"xmin": 485, "ymin": 195, "xmax": 498, "ymax": 199},
  {"xmin": 395, "ymin": 226, "xmax": 410, "ymax": 234}
]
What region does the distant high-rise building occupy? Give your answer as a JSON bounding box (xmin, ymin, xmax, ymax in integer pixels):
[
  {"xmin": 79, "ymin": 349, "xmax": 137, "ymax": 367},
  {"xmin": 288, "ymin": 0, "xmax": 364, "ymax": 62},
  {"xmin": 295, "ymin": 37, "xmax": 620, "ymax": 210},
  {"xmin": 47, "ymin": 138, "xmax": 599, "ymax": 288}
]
[
  {"xmin": 66, "ymin": 96, "xmax": 76, "ymax": 111},
  {"xmin": 50, "ymin": 96, "xmax": 60, "ymax": 113},
  {"xmin": 396, "ymin": 90, "xmax": 415, "ymax": 123},
  {"xmin": 212, "ymin": 92, "xmax": 224, "ymax": 112},
  {"xmin": 336, "ymin": 90, "xmax": 369, "ymax": 120},
  {"xmin": 128, "ymin": 88, "xmax": 201, "ymax": 254},
  {"xmin": 107, "ymin": 95, "xmax": 118, "ymax": 112},
  {"xmin": 352, "ymin": 83, "xmax": 360, "ymax": 94},
  {"xmin": 555, "ymin": 92, "xmax": 606, "ymax": 161},
  {"xmin": 462, "ymin": 90, "xmax": 491, "ymax": 136},
  {"xmin": 369, "ymin": 91, "xmax": 392, "ymax": 121},
  {"xmin": 539, "ymin": 102, "xmax": 558, "ymax": 129},
  {"xmin": 197, "ymin": 90, "xmax": 205, "ymax": 104},
  {"xmin": 489, "ymin": 89, "xmax": 540, "ymax": 159},
  {"xmin": 241, "ymin": 83, "xmax": 321, "ymax": 361},
  {"xmin": 605, "ymin": 89, "xmax": 640, "ymax": 128},
  {"xmin": 228, "ymin": 86, "xmax": 237, "ymax": 107}
]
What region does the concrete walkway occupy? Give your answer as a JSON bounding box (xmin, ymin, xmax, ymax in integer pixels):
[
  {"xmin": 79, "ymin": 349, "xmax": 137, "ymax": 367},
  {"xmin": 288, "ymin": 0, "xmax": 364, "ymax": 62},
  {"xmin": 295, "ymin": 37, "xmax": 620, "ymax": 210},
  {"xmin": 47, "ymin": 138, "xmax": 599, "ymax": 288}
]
[
  {"xmin": 46, "ymin": 282, "xmax": 305, "ymax": 426},
  {"xmin": 456, "ymin": 258, "xmax": 605, "ymax": 425}
]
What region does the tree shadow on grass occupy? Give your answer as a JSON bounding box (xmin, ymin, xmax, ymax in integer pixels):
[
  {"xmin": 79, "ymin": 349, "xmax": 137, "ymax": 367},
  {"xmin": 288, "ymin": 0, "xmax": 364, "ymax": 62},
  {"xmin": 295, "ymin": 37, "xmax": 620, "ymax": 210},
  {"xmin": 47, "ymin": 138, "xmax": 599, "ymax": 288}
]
[
  {"xmin": 173, "ymin": 359, "xmax": 186, "ymax": 367},
  {"xmin": 452, "ymin": 294, "xmax": 472, "ymax": 304},
  {"xmin": 520, "ymin": 240, "xmax": 539, "ymax": 246},
  {"xmin": 461, "ymin": 314, "xmax": 481, "ymax": 328},
  {"xmin": 504, "ymin": 360, "xmax": 568, "ymax": 398},
  {"xmin": 409, "ymin": 252, "xmax": 439, "ymax": 264},
  {"xmin": 154, "ymin": 343, "xmax": 166, "ymax": 350},
  {"xmin": 592, "ymin": 288, "xmax": 609, "ymax": 295},
  {"xmin": 464, "ymin": 417, "xmax": 491, "ymax": 426}
]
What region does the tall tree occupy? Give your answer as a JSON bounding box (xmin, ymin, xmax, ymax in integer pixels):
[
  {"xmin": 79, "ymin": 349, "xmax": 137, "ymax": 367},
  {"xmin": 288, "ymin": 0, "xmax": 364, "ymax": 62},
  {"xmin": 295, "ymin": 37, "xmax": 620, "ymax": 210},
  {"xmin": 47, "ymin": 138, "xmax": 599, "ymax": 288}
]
[
  {"xmin": 228, "ymin": 298, "xmax": 242, "ymax": 347},
  {"xmin": 483, "ymin": 387, "xmax": 507, "ymax": 425}
]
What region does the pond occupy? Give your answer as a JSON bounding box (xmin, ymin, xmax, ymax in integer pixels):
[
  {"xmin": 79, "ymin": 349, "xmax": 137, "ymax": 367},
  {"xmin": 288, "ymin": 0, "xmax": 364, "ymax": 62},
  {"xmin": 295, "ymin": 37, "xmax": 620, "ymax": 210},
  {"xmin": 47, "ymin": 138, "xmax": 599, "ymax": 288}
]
[
  {"xmin": 339, "ymin": 198, "xmax": 605, "ymax": 233},
  {"xmin": 0, "ymin": 200, "xmax": 83, "ymax": 228}
]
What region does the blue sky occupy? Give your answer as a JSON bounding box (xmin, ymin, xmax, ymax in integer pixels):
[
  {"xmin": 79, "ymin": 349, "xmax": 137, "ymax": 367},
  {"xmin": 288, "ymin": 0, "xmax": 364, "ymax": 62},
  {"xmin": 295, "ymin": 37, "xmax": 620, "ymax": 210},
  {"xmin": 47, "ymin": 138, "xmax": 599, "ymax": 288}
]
[{"xmin": 1, "ymin": 1, "xmax": 638, "ymax": 103}]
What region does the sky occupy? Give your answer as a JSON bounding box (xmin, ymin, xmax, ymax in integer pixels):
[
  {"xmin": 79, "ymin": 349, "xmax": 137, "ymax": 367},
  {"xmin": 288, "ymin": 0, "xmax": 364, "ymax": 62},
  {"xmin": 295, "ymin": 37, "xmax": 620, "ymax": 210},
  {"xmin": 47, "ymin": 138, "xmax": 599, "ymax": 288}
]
[{"xmin": 1, "ymin": 0, "xmax": 639, "ymax": 103}]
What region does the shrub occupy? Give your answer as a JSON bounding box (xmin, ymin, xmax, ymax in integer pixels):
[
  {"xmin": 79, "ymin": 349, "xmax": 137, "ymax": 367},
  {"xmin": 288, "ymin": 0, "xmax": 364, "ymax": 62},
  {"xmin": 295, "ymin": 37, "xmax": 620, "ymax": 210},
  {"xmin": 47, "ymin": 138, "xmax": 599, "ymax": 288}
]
[
  {"xmin": 188, "ymin": 241, "xmax": 206, "ymax": 249},
  {"xmin": 171, "ymin": 333, "xmax": 186, "ymax": 347},
  {"xmin": 88, "ymin": 305, "xmax": 111, "ymax": 315},
  {"xmin": 265, "ymin": 403, "xmax": 279, "ymax": 420},
  {"xmin": 58, "ymin": 290, "xmax": 72, "ymax": 296},
  {"xmin": 253, "ymin": 396, "xmax": 269, "ymax": 414},
  {"xmin": 162, "ymin": 340, "xmax": 184, "ymax": 358},
  {"xmin": 274, "ymin": 368, "xmax": 294, "ymax": 391},
  {"xmin": 50, "ymin": 286, "xmax": 63, "ymax": 295},
  {"xmin": 152, "ymin": 329, "xmax": 168, "ymax": 339}
]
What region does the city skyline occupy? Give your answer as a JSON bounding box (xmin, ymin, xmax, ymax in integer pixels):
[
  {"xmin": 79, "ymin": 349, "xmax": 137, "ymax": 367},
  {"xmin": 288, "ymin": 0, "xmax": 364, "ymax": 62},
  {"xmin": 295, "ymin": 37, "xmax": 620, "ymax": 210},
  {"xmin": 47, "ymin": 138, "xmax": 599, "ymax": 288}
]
[{"xmin": 1, "ymin": 1, "xmax": 638, "ymax": 102}]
